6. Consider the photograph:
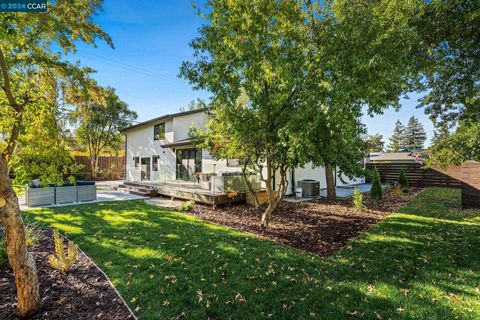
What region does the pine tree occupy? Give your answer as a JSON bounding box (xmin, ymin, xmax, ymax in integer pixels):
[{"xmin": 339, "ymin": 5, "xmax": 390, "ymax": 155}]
[
  {"xmin": 404, "ymin": 116, "xmax": 427, "ymax": 150},
  {"xmin": 431, "ymin": 122, "xmax": 450, "ymax": 145},
  {"xmin": 388, "ymin": 120, "xmax": 406, "ymax": 152},
  {"xmin": 398, "ymin": 169, "xmax": 409, "ymax": 192},
  {"xmin": 370, "ymin": 168, "xmax": 383, "ymax": 201}
]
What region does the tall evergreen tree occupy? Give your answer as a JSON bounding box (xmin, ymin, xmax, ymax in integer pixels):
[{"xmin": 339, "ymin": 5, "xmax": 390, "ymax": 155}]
[
  {"xmin": 431, "ymin": 122, "xmax": 450, "ymax": 144},
  {"xmin": 388, "ymin": 120, "xmax": 406, "ymax": 152},
  {"xmin": 404, "ymin": 116, "xmax": 427, "ymax": 150}
]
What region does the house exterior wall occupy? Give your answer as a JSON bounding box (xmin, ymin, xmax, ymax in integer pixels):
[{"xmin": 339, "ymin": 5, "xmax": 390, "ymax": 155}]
[
  {"xmin": 172, "ymin": 112, "xmax": 207, "ymax": 142},
  {"xmin": 125, "ymin": 111, "xmax": 240, "ymax": 182},
  {"xmin": 125, "ymin": 120, "xmax": 177, "ymax": 182},
  {"xmin": 125, "ymin": 110, "xmax": 365, "ymax": 190},
  {"xmin": 278, "ymin": 164, "xmax": 365, "ymax": 196}
]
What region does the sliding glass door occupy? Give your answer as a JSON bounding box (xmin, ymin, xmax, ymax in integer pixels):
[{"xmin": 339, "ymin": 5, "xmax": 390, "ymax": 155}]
[{"xmin": 176, "ymin": 148, "xmax": 201, "ymax": 181}]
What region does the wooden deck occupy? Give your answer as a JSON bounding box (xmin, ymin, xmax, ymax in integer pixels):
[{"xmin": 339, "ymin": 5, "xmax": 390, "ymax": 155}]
[{"xmin": 120, "ymin": 181, "xmax": 246, "ymax": 207}]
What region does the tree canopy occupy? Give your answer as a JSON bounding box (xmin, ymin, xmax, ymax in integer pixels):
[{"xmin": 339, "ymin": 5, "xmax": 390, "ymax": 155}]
[
  {"xmin": 431, "ymin": 122, "xmax": 450, "ymax": 145},
  {"xmin": 411, "ymin": 1, "xmax": 479, "ymax": 167},
  {"xmin": 363, "ymin": 134, "xmax": 385, "ymax": 154},
  {"xmin": 182, "ymin": 0, "xmax": 419, "ymax": 220},
  {"xmin": 413, "ymin": 0, "xmax": 480, "ymax": 126},
  {"xmin": 180, "ymin": 98, "xmax": 208, "ymax": 112},
  {"xmin": 427, "ymin": 120, "xmax": 480, "ymax": 168},
  {"xmin": 0, "ymin": 1, "xmax": 112, "ymax": 316},
  {"xmin": 71, "ymin": 87, "xmax": 137, "ymax": 179},
  {"xmin": 181, "ymin": 0, "xmax": 312, "ymax": 226}
]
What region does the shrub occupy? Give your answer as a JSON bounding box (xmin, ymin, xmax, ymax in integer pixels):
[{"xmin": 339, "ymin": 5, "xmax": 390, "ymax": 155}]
[
  {"xmin": 398, "ymin": 169, "xmax": 409, "ymax": 192},
  {"xmin": 352, "ymin": 187, "xmax": 364, "ymax": 211},
  {"xmin": 370, "ymin": 168, "xmax": 383, "ymax": 201},
  {"xmin": 48, "ymin": 230, "xmax": 79, "ymax": 272},
  {"xmin": 178, "ymin": 200, "xmax": 195, "ymax": 212},
  {"xmin": 393, "ymin": 184, "xmax": 403, "ymax": 198}
]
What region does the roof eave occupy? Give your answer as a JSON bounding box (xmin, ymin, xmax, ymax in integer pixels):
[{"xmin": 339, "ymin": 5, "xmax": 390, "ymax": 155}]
[{"xmin": 121, "ymin": 108, "xmax": 209, "ymax": 132}]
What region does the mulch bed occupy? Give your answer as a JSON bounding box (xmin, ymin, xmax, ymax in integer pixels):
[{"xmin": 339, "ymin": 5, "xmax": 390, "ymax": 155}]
[
  {"xmin": 0, "ymin": 230, "xmax": 135, "ymax": 320},
  {"xmin": 190, "ymin": 188, "xmax": 424, "ymax": 256}
]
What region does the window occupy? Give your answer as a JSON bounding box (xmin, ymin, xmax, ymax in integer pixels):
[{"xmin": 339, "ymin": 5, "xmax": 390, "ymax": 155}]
[
  {"xmin": 154, "ymin": 123, "xmax": 165, "ymax": 140},
  {"xmin": 152, "ymin": 155, "xmax": 159, "ymax": 171},
  {"xmin": 134, "ymin": 157, "xmax": 140, "ymax": 169},
  {"xmin": 227, "ymin": 158, "xmax": 240, "ymax": 167}
]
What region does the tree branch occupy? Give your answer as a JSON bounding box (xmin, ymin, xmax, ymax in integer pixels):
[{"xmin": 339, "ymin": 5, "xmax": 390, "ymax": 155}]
[
  {"xmin": 0, "ymin": 47, "xmax": 22, "ymax": 112},
  {"xmin": 0, "ymin": 47, "xmax": 24, "ymax": 158}
]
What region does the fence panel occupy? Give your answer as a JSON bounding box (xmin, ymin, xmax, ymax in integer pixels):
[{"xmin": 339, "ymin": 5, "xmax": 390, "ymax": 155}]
[
  {"xmin": 365, "ymin": 163, "xmax": 462, "ymax": 188},
  {"xmin": 74, "ymin": 156, "xmax": 125, "ymax": 180},
  {"xmin": 365, "ymin": 161, "xmax": 480, "ymax": 208},
  {"xmin": 461, "ymin": 161, "xmax": 480, "ymax": 209}
]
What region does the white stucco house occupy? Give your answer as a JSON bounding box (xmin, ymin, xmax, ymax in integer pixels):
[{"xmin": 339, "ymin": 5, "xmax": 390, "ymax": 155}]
[{"xmin": 122, "ymin": 108, "xmax": 364, "ymax": 196}]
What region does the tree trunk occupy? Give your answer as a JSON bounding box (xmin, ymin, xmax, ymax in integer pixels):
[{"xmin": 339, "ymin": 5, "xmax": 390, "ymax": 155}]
[
  {"xmin": 260, "ymin": 163, "xmax": 287, "ymax": 227},
  {"xmin": 0, "ymin": 156, "xmax": 39, "ymax": 318},
  {"xmin": 325, "ymin": 164, "xmax": 336, "ymax": 200},
  {"xmin": 260, "ymin": 200, "xmax": 278, "ymax": 227},
  {"xmin": 90, "ymin": 155, "xmax": 98, "ymax": 179},
  {"xmin": 242, "ymin": 164, "xmax": 259, "ymax": 208}
]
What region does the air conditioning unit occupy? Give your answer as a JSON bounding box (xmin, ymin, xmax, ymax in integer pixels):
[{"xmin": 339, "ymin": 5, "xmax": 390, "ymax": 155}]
[{"xmin": 298, "ymin": 179, "xmax": 320, "ymax": 197}]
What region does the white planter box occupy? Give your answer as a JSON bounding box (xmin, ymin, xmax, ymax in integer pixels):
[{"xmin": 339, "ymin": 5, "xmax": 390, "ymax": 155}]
[
  {"xmin": 77, "ymin": 185, "xmax": 97, "ymax": 202},
  {"xmin": 55, "ymin": 186, "xmax": 77, "ymax": 204},
  {"xmin": 25, "ymin": 187, "xmax": 55, "ymax": 207}
]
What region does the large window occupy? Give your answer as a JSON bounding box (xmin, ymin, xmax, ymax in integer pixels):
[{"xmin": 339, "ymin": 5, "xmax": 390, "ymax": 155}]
[
  {"xmin": 154, "ymin": 123, "xmax": 165, "ymax": 140},
  {"xmin": 152, "ymin": 155, "xmax": 159, "ymax": 171}
]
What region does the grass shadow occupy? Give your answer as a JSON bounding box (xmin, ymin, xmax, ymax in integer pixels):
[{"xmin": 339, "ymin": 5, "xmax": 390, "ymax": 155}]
[{"xmin": 22, "ymin": 188, "xmax": 480, "ymax": 319}]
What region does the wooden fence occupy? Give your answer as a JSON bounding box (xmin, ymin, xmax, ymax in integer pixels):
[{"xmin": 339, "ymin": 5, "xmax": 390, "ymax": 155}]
[
  {"xmin": 366, "ymin": 162, "xmax": 480, "ymax": 208},
  {"xmin": 74, "ymin": 156, "xmax": 125, "ymax": 180},
  {"xmin": 461, "ymin": 161, "xmax": 480, "ymax": 209},
  {"xmin": 365, "ymin": 163, "xmax": 462, "ymax": 188}
]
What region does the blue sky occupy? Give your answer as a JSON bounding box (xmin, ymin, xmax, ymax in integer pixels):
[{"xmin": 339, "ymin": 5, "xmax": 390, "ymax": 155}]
[{"xmin": 69, "ymin": 0, "xmax": 435, "ymax": 146}]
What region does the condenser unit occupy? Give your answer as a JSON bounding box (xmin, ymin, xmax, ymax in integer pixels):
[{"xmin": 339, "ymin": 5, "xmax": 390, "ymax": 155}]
[{"xmin": 298, "ymin": 179, "xmax": 320, "ymax": 197}]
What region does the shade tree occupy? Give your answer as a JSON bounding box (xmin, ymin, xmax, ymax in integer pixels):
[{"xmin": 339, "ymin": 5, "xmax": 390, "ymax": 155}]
[
  {"xmin": 427, "ymin": 120, "xmax": 480, "ymax": 168},
  {"xmin": 302, "ymin": 0, "xmax": 419, "ymax": 199},
  {"xmin": 181, "ymin": 0, "xmax": 316, "ymax": 227},
  {"xmin": 431, "ymin": 122, "xmax": 450, "ymax": 145},
  {"xmin": 182, "ymin": 0, "xmax": 420, "ymax": 217},
  {"xmin": 413, "ymin": 0, "xmax": 480, "ymax": 126},
  {"xmin": 71, "ymin": 87, "xmax": 137, "ymax": 179},
  {"xmin": 363, "ymin": 134, "xmax": 385, "ymax": 154},
  {"xmin": 0, "ymin": 2, "xmax": 112, "ymax": 316}
]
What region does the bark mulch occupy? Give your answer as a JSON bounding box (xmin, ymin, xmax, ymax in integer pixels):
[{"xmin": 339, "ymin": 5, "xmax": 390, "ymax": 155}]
[
  {"xmin": 190, "ymin": 187, "xmax": 424, "ymax": 256},
  {"xmin": 0, "ymin": 230, "xmax": 135, "ymax": 320}
]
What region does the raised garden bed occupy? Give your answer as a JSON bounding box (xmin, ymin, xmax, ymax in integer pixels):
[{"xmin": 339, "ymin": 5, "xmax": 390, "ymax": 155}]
[
  {"xmin": 25, "ymin": 181, "xmax": 96, "ymax": 207},
  {"xmin": 190, "ymin": 187, "xmax": 425, "ymax": 256},
  {"xmin": 0, "ymin": 230, "xmax": 135, "ymax": 320}
]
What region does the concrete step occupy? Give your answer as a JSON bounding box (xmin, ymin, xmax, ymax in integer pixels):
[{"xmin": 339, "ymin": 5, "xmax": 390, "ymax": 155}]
[
  {"xmin": 123, "ymin": 181, "xmax": 156, "ymax": 190},
  {"xmin": 117, "ymin": 186, "xmax": 157, "ymax": 197},
  {"xmin": 117, "ymin": 184, "xmax": 153, "ymax": 193}
]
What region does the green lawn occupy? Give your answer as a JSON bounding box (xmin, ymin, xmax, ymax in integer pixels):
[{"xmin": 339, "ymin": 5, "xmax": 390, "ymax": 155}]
[{"xmin": 24, "ymin": 188, "xmax": 480, "ymax": 319}]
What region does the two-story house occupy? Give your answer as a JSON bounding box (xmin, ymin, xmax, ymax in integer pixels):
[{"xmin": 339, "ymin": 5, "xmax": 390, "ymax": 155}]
[{"xmin": 122, "ymin": 108, "xmax": 364, "ymax": 196}]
